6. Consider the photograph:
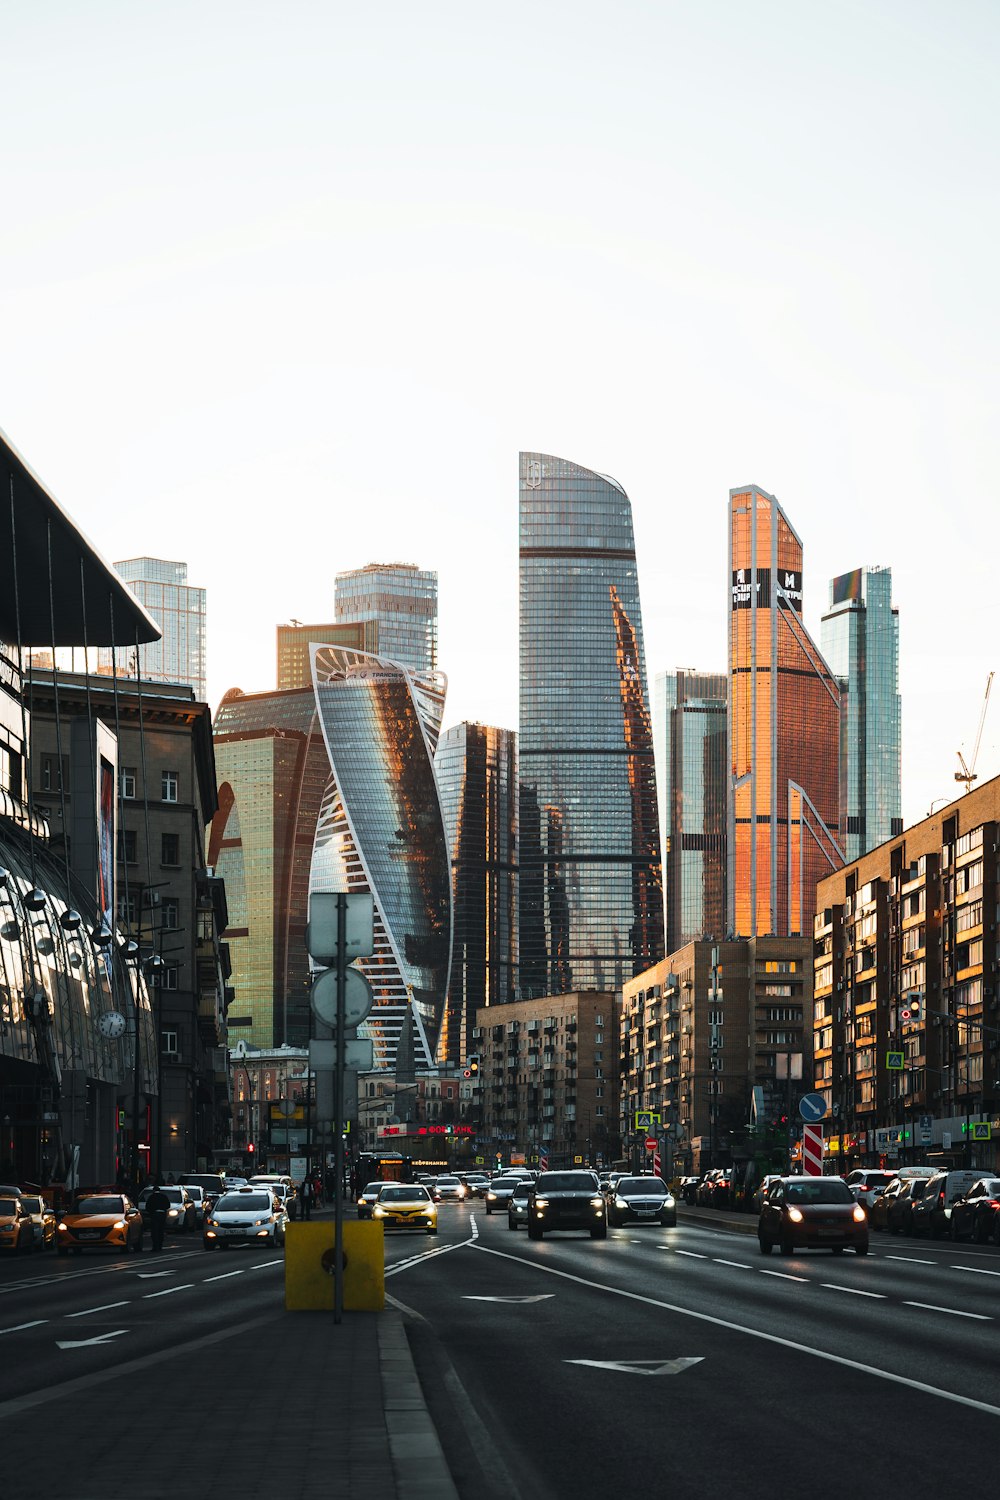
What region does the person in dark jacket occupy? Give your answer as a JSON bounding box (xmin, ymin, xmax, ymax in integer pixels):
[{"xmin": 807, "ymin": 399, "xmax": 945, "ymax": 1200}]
[
  {"xmin": 299, "ymin": 1177, "xmax": 313, "ymax": 1221},
  {"xmin": 145, "ymin": 1181, "xmax": 171, "ymax": 1252}
]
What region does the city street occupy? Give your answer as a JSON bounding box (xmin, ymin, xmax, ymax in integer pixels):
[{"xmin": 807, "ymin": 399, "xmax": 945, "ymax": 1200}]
[{"xmin": 393, "ymin": 1203, "xmax": 999, "ymax": 1500}]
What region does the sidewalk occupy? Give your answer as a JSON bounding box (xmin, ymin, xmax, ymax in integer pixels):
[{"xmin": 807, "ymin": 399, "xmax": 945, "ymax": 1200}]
[
  {"xmin": 678, "ymin": 1201, "xmax": 758, "ymax": 1236},
  {"xmin": 5, "ymin": 1202, "xmax": 459, "ymax": 1500}
]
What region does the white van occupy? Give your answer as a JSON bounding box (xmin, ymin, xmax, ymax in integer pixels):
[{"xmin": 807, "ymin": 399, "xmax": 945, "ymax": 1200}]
[{"xmin": 910, "ymin": 1169, "xmax": 984, "ymax": 1238}]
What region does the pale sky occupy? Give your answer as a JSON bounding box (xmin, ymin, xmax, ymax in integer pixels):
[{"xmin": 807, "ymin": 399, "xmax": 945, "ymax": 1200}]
[{"xmin": 1, "ymin": 1, "xmax": 998, "ymax": 828}]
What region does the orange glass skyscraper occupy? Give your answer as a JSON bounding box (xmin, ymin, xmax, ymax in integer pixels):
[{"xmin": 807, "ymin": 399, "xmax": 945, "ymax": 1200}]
[{"xmin": 728, "ymin": 485, "xmax": 843, "ymax": 937}]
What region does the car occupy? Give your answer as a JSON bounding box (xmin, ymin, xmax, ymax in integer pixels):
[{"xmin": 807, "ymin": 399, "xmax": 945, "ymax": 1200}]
[
  {"xmin": 607, "ymin": 1176, "xmax": 677, "ymax": 1228},
  {"xmin": 507, "ymin": 1180, "xmax": 532, "ymax": 1230},
  {"xmin": 751, "ymin": 1174, "xmax": 785, "ymax": 1213},
  {"xmin": 179, "ymin": 1185, "xmax": 210, "ymax": 1226},
  {"xmin": 57, "ymin": 1193, "xmax": 144, "ymax": 1255},
  {"xmin": 911, "ymin": 1170, "xmax": 984, "ymax": 1238},
  {"xmin": 434, "ymin": 1175, "xmax": 467, "ymax": 1203},
  {"xmin": 372, "ymin": 1183, "xmax": 438, "ymax": 1234},
  {"xmin": 138, "ymin": 1184, "xmax": 197, "ymax": 1234},
  {"xmin": 696, "ymin": 1169, "xmax": 729, "ymax": 1208},
  {"xmin": 178, "ymin": 1172, "xmax": 227, "ymax": 1209},
  {"xmin": 357, "ymin": 1182, "xmax": 386, "ymax": 1219},
  {"xmin": 203, "ymin": 1188, "xmax": 287, "ymax": 1249},
  {"xmin": 18, "ymin": 1193, "xmax": 56, "ymax": 1250},
  {"xmin": 527, "ymin": 1170, "xmax": 606, "ymax": 1240},
  {"xmin": 0, "ymin": 1193, "xmax": 35, "ymax": 1253},
  {"xmin": 247, "ymin": 1174, "xmax": 297, "ymax": 1214},
  {"xmin": 461, "ymin": 1174, "xmax": 490, "ymax": 1199},
  {"xmin": 948, "ymin": 1177, "xmax": 1000, "ymax": 1243},
  {"xmin": 484, "ymin": 1177, "xmax": 524, "ymax": 1214},
  {"xmin": 758, "ymin": 1176, "xmax": 869, "ymax": 1256},
  {"xmin": 882, "ymin": 1177, "xmax": 931, "ymax": 1235},
  {"xmin": 678, "ymin": 1175, "xmax": 701, "ymax": 1205},
  {"xmin": 843, "ymin": 1169, "xmax": 898, "ymax": 1209}
]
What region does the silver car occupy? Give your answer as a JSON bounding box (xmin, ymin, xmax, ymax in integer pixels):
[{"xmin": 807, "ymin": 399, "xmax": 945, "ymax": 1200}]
[
  {"xmin": 484, "ymin": 1177, "xmax": 524, "ymax": 1214},
  {"xmin": 507, "ymin": 1180, "xmax": 532, "ymax": 1230},
  {"xmin": 202, "ymin": 1189, "xmax": 287, "ymax": 1250}
]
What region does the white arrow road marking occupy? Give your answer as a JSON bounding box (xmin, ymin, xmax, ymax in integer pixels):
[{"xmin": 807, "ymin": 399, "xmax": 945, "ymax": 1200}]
[
  {"xmin": 57, "ymin": 1330, "xmax": 128, "ymax": 1349},
  {"xmin": 566, "ymin": 1358, "xmax": 704, "ymax": 1376},
  {"xmin": 462, "ymin": 1295, "xmax": 554, "ymax": 1304}
]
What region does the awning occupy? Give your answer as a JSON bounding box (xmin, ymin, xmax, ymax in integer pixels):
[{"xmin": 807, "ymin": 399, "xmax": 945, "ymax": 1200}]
[{"xmin": 0, "ymin": 426, "xmax": 160, "ymax": 648}]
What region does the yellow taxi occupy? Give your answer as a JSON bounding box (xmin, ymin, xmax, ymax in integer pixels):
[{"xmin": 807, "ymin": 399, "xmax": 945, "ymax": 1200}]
[
  {"xmin": 372, "ymin": 1182, "xmax": 438, "ymax": 1235},
  {"xmin": 0, "ymin": 1194, "xmax": 34, "ymax": 1253},
  {"xmin": 57, "ymin": 1192, "xmax": 144, "ymax": 1255}
]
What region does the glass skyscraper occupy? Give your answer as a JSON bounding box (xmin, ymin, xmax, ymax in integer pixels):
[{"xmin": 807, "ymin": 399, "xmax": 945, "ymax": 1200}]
[
  {"xmin": 334, "ymin": 563, "xmax": 438, "ymax": 675},
  {"xmin": 435, "ymin": 722, "xmax": 517, "ymax": 1063},
  {"xmin": 821, "ymin": 566, "xmax": 902, "ymax": 862},
  {"xmin": 728, "ymin": 485, "xmax": 843, "ymax": 938},
  {"xmin": 309, "ymin": 645, "xmax": 451, "ymax": 1070},
  {"xmin": 654, "ymin": 669, "xmax": 728, "ymax": 952},
  {"xmin": 99, "ymin": 558, "xmax": 207, "ymax": 700},
  {"xmin": 519, "ymin": 452, "xmax": 663, "ymax": 997}
]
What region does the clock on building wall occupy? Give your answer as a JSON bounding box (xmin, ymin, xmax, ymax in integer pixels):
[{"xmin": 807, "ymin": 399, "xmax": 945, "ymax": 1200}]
[{"xmin": 98, "ymin": 1011, "xmax": 127, "ymax": 1040}]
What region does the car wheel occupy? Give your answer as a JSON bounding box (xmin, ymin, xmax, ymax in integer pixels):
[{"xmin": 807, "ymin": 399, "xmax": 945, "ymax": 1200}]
[
  {"xmin": 949, "ymin": 1218, "xmax": 961, "ymax": 1241},
  {"xmin": 855, "ymin": 1243, "xmax": 869, "ymax": 1256},
  {"xmin": 528, "ymin": 1222, "xmax": 542, "ymax": 1241},
  {"xmin": 507, "ymin": 1217, "xmax": 517, "ymax": 1231},
  {"xmin": 780, "ymin": 1237, "xmax": 794, "ymax": 1257},
  {"xmin": 426, "ymin": 1227, "xmax": 438, "ymax": 1236},
  {"xmin": 591, "ymin": 1223, "xmax": 607, "ymax": 1240},
  {"xmin": 758, "ymin": 1235, "xmax": 773, "ymax": 1256},
  {"xmin": 486, "ymin": 1205, "xmax": 492, "ymax": 1215},
  {"xmin": 975, "ymin": 1219, "xmax": 990, "ymax": 1245}
]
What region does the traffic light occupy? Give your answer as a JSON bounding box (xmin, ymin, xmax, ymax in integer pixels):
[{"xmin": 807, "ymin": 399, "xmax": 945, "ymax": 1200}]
[
  {"xmin": 247, "ymin": 1141, "xmax": 255, "ymax": 1156},
  {"xmin": 901, "ymin": 997, "xmax": 921, "ymax": 1023},
  {"xmin": 468, "ymin": 1054, "xmax": 480, "ymax": 1077}
]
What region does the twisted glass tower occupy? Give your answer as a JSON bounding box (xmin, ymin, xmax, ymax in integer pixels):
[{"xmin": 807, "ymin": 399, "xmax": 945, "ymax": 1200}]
[
  {"xmin": 518, "ymin": 452, "xmax": 663, "ymax": 997},
  {"xmin": 309, "ymin": 645, "xmax": 451, "ymax": 1069}
]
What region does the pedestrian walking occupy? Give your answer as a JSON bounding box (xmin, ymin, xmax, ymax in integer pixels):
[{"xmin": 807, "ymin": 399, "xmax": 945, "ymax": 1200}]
[
  {"xmin": 146, "ymin": 1179, "xmax": 171, "ymax": 1252},
  {"xmin": 299, "ymin": 1177, "xmax": 313, "ymax": 1221}
]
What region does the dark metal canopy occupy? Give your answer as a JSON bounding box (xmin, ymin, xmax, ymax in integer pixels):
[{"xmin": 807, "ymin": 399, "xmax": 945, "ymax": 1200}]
[{"xmin": 0, "ymin": 425, "xmax": 160, "ymax": 648}]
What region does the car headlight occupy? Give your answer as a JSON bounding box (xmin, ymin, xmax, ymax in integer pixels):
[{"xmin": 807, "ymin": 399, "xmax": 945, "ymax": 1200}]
[
  {"xmin": 852, "ymin": 1205, "xmax": 867, "ymax": 1223},
  {"xmin": 113, "ymin": 1220, "xmax": 126, "ymax": 1231},
  {"xmin": 486, "ymin": 1192, "xmax": 497, "ymax": 1201},
  {"xmin": 663, "ymin": 1194, "xmax": 675, "ymax": 1206},
  {"xmin": 207, "ymin": 1219, "xmax": 218, "ymax": 1228},
  {"xmin": 787, "ymin": 1206, "xmax": 804, "ymax": 1223},
  {"xmin": 533, "ymin": 1197, "xmax": 549, "ymax": 1208},
  {"xmin": 168, "ymin": 1208, "xmax": 179, "ymax": 1218},
  {"xmin": 58, "ymin": 1222, "xmax": 68, "ymax": 1232},
  {"xmin": 593, "ymin": 1197, "xmax": 607, "ymax": 1208},
  {"xmin": 374, "ymin": 1207, "xmax": 386, "ymax": 1218},
  {"xmin": 615, "ymin": 1196, "xmax": 628, "ymax": 1208}
]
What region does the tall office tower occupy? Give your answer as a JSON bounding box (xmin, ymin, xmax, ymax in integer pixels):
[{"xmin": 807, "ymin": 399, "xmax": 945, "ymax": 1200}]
[
  {"xmin": 334, "ymin": 563, "xmax": 438, "ymax": 674},
  {"xmin": 210, "ymin": 688, "xmax": 331, "ymax": 1048},
  {"xmin": 519, "ymin": 452, "xmax": 663, "ymax": 998},
  {"xmin": 98, "ymin": 558, "xmax": 207, "ymax": 699},
  {"xmin": 821, "ymin": 567, "xmax": 902, "ymax": 862},
  {"xmin": 654, "ymin": 669, "xmax": 728, "ymax": 953},
  {"xmin": 276, "ymin": 620, "xmax": 371, "ymax": 691},
  {"xmin": 728, "ymin": 486, "xmax": 843, "ymax": 938},
  {"xmin": 309, "ymin": 645, "xmax": 451, "ymax": 1070},
  {"xmin": 435, "ymin": 722, "xmax": 518, "ymax": 1063}
]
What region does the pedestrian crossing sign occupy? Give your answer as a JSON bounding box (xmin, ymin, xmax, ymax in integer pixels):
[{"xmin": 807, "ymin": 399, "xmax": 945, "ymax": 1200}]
[
  {"xmin": 635, "ymin": 1110, "xmax": 661, "ymax": 1132},
  {"xmin": 971, "ymin": 1122, "xmax": 992, "ymax": 1141}
]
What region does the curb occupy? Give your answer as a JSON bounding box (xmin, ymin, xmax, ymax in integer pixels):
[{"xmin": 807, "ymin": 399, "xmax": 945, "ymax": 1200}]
[
  {"xmin": 378, "ymin": 1311, "xmax": 460, "ymax": 1499},
  {"xmin": 677, "ymin": 1205, "xmax": 759, "ymax": 1236}
]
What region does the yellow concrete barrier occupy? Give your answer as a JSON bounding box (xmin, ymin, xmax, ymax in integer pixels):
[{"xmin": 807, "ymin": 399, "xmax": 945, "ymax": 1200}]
[{"xmin": 284, "ymin": 1220, "xmax": 384, "ymax": 1311}]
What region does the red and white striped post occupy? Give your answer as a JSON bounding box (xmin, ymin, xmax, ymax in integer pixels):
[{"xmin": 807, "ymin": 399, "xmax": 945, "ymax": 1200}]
[{"xmin": 801, "ymin": 1123, "xmax": 824, "ymax": 1176}]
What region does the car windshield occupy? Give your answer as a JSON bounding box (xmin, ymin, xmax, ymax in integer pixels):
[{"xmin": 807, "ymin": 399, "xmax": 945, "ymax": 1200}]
[
  {"xmin": 380, "ymin": 1187, "xmax": 429, "ymax": 1203},
  {"xmin": 0, "ymin": 1197, "xmax": 18, "ymax": 1218},
  {"xmin": 512, "ymin": 1184, "xmax": 531, "ymax": 1198},
  {"xmin": 74, "ymin": 1196, "xmax": 124, "ymax": 1215},
  {"xmin": 20, "ymin": 1197, "xmax": 41, "ymax": 1213},
  {"xmin": 182, "ymin": 1187, "xmax": 204, "ymax": 1200},
  {"xmin": 362, "ymin": 1183, "xmax": 383, "ymax": 1195},
  {"xmin": 538, "ymin": 1173, "xmax": 595, "ymax": 1192},
  {"xmin": 785, "ymin": 1182, "xmax": 853, "ymax": 1205},
  {"xmin": 437, "ymin": 1178, "xmax": 460, "ymax": 1186},
  {"xmin": 618, "ymin": 1178, "xmax": 667, "ymax": 1195},
  {"xmin": 217, "ymin": 1194, "xmax": 271, "ymax": 1212},
  {"xmin": 490, "ymin": 1179, "xmax": 520, "ymax": 1190}
]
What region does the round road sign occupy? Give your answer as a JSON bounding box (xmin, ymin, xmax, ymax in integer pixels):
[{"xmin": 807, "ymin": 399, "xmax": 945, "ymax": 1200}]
[
  {"xmin": 798, "ymin": 1092, "xmax": 828, "ymax": 1122},
  {"xmin": 645, "ymin": 1136, "xmax": 657, "ymax": 1151}
]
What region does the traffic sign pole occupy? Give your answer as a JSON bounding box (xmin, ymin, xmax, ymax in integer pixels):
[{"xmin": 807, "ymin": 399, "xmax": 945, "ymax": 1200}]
[{"xmin": 334, "ymin": 892, "xmax": 346, "ymax": 1326}]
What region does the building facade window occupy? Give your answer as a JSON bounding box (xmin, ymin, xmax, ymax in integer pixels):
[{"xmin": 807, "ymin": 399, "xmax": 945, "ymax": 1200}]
[
  {"xmin": 162, "ymin": 899, "xmax": 180, "ymax": 930},
  {"xmin": 161, "ymin": 770, "xmax": 179, "ymax": 803},
  {"xmin": 161, "ymin": 833, "xmax": 180, "ymax": 866},
  {"xmin": 119, "ymin": 828, "xmax": 138, "ymax": 864},
  {"xmin": 121, "ymin": 767, "xmax": 137, "ymax": 799}
]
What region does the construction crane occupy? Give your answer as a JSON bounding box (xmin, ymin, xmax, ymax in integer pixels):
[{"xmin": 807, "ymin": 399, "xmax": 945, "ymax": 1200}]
[{"xmin": 956, "ymin": 670, "xmax": 994, "ymax": 792}]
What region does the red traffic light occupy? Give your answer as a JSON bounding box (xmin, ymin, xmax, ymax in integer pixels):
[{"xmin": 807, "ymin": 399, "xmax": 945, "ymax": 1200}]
[{"xmin": 463, "ymin": 1069, "xmax": 472, "ymax": 1078}]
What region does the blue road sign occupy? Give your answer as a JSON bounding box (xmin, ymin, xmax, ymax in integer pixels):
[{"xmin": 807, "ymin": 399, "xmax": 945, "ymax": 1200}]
[{"xmin": 798, "ymin": 1092, "xmax": 828, "ymax": 1123}]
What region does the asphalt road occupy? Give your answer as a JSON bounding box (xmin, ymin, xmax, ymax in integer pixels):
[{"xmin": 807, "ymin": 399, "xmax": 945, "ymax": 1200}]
[{"xmin": 391, "ymin": 1203, "xmax": 1000, "ymax": 1500}]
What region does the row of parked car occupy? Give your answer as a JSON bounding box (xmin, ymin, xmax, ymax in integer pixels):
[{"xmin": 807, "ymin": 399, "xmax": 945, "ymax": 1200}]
[{"xmin": 865, "ymin": 1167, "xmax": 1000, "ymax": 1243}]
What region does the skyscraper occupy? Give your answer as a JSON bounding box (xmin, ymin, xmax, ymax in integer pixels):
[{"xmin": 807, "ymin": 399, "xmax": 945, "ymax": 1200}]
[
  {"xmin": 98, "ymin": 558, "xmax": 207, "ymax": 699},
  {"xmin": 728, "ymin": 485, "xmax": 843, "ymax": 938},
  {"xmin": 821, "ymin": 567, "xmax": 902, "ymax": 862},
  {"xmin": 276, "ymin": 620, "xmax": 372, "ymax": 691},
  {"xmin": 519, "ymin": 452, "xmax": 663, "ymax": 997},
  {"xmin": 435, "ymin": 722, "xmax": 518, "ymax": 1062},
  {"xmin": 210, "ymin": 687, "xmax": 331, "ymax": 1047},
  {"xmin": 309, "ymin": 645, "xmax": 451, "ymax": 1070},
  {"xmin": 334, "ymin": 563, "xmax": 438, "ymax": 674},
  {"xmin": 654, "ymin": 669, "xmax": 728, "ymax": 953}
]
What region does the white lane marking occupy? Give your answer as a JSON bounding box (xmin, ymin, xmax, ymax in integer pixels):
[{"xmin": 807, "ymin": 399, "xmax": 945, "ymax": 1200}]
[
  {"xmin": 204, "ymin": 1270, "xmax": 246, "ymax": 1283},
  {"xmin": 821, "ymin": 1284, "xmax": 885, "ymax": 1299},
  {"xmin": 950, "ymin": 1265, "xmax": 1000, "ymax": 1278},
  {"xmin": 885, "ymin": 1255, "xmax": 935, "ymax": 1265},
  {"xmin": 386, "ymin": 1240, "xmax": 470, "ymax": 1277},
  {"xmin": 675, "ymin": 1250, "xmax": 706, "ymax": 1259},
  {"xmin": 713, "ymin": 1259, "xmax": 751, "ymax": 1269},
  {"xmin": 759, "ymin": 1271, "xmax": 809, "ymax": 1283},
  {"xmin": 247, "ymin": 1259, "xmax": 283, "ymax": 1270},
  {"xmin": 474, "ymin": 1244, "xmax": 1000, "ymax": 1418},
  {"xmin": 57, "ymin": 1330, "xmax": 128, "ymax": 1349},
  {"xmin": 136, "ymin": 1271, "xmax": 175, "ymax": 1280},
  {"xmin": 463, "ymin": 1295, "xmax": 554, "ymax": 1304},
  {"xmin": 67, "ymin": 1301, "xmax": 130, "ymax": 1318},
  {"xmin": 566, "ymin": 1357, "xmax": 703, "ymax": 1376},
  {"xmin": 0, "ymin": 1320, "xmax": 47, "ymax": 1335},
  {"xmin": 470, "ymin": 1215, "xmax": 479, "ymax": 1242},
  {"xmin": 143, "ymin": 1284, "xmax": 194, "ymax": 1299},
  {"xmin": 903, "ymin": 1301, "xmax": 990, "ymax": 1321},
  {"xmin": 658, "ymin": 1243, "xmax": 671, "ymax": 1249}
]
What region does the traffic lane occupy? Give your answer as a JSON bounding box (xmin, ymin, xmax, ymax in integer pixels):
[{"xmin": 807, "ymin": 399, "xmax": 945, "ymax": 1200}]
[
  {"xmin": 399, "ymin": 1232, "xmax": 995, "ymax": 1500},
  {"xmin": 472, "ymin": 1214, "xmax": 997, "ymax": 1408},
  {"xmin": 0, "ymin": 1246, "xmax": 285, "ymax": 1401},
  {"xmin": 380, "ymin": 1198, "xmax": 472, "ymax": 1269}
]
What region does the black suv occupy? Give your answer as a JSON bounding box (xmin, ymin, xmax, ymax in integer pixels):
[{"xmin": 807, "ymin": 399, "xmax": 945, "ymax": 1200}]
[{"xmin": 527, "ymin": 1170, "xmax": 606, "ymax": 1240}]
